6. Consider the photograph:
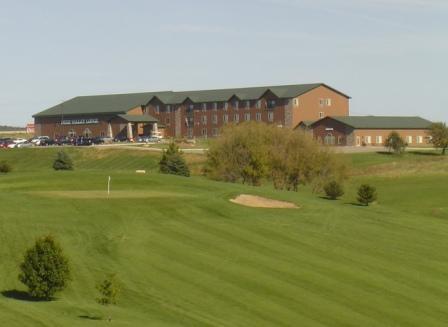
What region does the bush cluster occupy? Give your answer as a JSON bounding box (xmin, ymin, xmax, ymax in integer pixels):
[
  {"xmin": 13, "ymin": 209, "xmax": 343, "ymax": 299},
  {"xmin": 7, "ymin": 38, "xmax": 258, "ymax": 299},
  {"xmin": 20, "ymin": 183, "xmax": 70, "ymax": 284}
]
[
  {"xmin": 385, "ymin": 131, "xmax": 407, "ymax": 154},
  {"xmin": 0, "ymin": 161, "xmax": 12, "ymax": 173},
  {"xmin": 205, "ymin": 122, "xmax": 346, "ymax": 191}
]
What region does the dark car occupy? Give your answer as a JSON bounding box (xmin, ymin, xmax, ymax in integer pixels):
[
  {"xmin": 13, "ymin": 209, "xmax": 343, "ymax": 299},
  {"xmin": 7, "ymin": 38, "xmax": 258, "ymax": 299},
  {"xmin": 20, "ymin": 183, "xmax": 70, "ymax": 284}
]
[
  {"xmin": 114, "ymin": 135, "xmax": 128, "ymax": 143},
  {"xmin": 55, "ymin": 137, "xmax": 74, "ymax": 146},
  {"xmin": 40, "ymin": 138, "xmax": 56, "ymax": 146},
  {"xmin": 92, "ymin": 137, "xmax": 105, "ymax": 145},
  {"xmin": 75, "ymin": 137, "xmax": 93, "ymax": 146}
]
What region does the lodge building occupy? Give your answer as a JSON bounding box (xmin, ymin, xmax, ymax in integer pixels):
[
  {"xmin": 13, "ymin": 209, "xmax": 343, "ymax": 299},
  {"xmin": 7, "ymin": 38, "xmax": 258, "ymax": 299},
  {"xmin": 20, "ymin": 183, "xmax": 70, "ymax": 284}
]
[
  {"xmin": 299, "ymin": 116, "xmax": 433, "ymax": 146},
  {"xmin": 33, "ymin": 83, "xmax": 350, "ymax": 139}
]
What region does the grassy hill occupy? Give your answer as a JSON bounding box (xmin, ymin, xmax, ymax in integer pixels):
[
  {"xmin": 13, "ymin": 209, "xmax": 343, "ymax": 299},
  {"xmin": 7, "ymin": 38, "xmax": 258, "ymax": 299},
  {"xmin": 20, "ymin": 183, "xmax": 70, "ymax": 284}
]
[{"xmin": 0, "ymin": 148, "xmax": 447, "ymax": 326}]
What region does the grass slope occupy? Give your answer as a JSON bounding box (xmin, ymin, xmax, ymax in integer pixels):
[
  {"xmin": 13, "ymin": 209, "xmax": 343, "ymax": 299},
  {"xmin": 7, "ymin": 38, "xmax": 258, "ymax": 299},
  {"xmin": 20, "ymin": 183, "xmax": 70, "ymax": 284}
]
[{"xmin": 0, "ymin": 148, "xmax": 447, "ymax": 326}]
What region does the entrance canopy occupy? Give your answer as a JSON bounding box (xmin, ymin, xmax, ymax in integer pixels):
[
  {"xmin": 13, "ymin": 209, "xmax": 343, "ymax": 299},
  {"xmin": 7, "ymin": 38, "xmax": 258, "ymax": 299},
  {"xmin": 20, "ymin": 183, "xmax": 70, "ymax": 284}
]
[{"xmin": 117, "ymin": 114, "xmax": 158, "ymax": 123}]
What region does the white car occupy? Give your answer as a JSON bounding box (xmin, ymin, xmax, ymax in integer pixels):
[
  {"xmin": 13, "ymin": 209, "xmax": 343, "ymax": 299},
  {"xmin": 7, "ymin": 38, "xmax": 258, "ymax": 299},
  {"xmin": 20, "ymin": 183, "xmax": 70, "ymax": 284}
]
[
  {"xmin": 16, "ymin": 142, "xmax": 34, "ymax": 148},
  {"xmin": 31, "ymin": 136, "xmax": 50, "ymax": 146},
  {"xmin": 13, "ymin": 138, "xmax": 28, "ymax": 144}
]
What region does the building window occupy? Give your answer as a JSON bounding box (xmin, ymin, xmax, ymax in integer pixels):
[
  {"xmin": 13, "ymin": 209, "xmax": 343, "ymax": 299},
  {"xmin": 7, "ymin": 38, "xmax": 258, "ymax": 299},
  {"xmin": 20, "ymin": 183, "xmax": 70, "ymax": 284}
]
[
  {"xmin": 233, "ymin": 100, "xmax": 239, "ymax": 110},
  {"xmin": 83, "ymin": 128, "xmax": 92, "ymax": 138},
  {"xmin": 155, "ymin": 105, "xmax": 160, "ymax": 114},
  {"xmin": 256, "ymin": 100, "xmax": 262, "ymax": 109},
  {"xmin": 376, "ymin": 136, "xmax": 383, "ymax": 144},
  {"xmin": 212, "ymin": 128, "xmax": 219, "ymax": 137},
  {"xmin": 223, "ymin": 114, "xmax": 229, "ymax": 124},
  {"xmin": 268, "ymin": 112, "xmax": 274, "ymax": 122},
  {"xmin": 417, "ymin": 136, "xmax": 423, "ymax": 144},
  {"xmin": 224, "ymin": 102, "xmax": 229, "ymax": 111},
  {"xmin": 319, "ymin": 112, "xmax": 324, "ymax": 118},
  {"xmin": 294, "ymin": 98, "xmax": 299, "ymax": 107},
  {"xmin": 100, "ymin": 131, "xmax": 106, "ymax": 137},
  {"xmin": 234, "ymin": 113, "xmax": 239, "ymax": 123},
  {"xmin": 365, "ymin": 136, "xmax": 371, "ymax": 144},
  {"xmin": 256, "ymin": 112, "xmax": 261, "ymax": 121},
  {"xmin": 268, "ymin": 100, "xmax": 276, "ymax": 108},
  {"xmin": 201, "ymin": 115, "xmax": 207, "ymax": 125},
  {"xmin": 246, "ymin": 100, "xmax": 250, "ymax": 109},
  {"xmin": 201, "ymin": 128, "xmax": 208, "ymax": 137},
  {"xmin": 319, "ymin": 99, "xmax": 325, "ymax": 107},
  {"xmin": 212, "ymin": 114, "xmax": 218, "ymax": 125},
  {"xmin": 213, "ymin": 102, "xmax": 218, "ymax": 111},
  {"xmin": 68, "ymin": 129, "xmax": 76, "ymax": 138},
  {"xmin": 189, "ymin": 104, "xmax": 194, "ymax": 110},
  {"xmin": 326, "ymin": 99, "xmax": 332, "ymax": 106},
  {"xmin": 338, "ymin": 136, "xmax": 343, "ymax": 145},
  {"xmin": 244, "ymin": 113, "xmax": 251, "ymax": 121},
  {"xmin": 407, "ymin": 136, "xmax": 413, "ymax": 144},
  {"xmin": 202, "ymin": 103, "xmax": 207, "ymax": 112}
]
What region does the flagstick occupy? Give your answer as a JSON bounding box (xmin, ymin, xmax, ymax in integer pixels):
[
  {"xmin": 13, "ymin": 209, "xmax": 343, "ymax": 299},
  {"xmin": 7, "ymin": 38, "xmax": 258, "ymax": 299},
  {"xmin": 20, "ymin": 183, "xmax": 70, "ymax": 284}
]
[{"xmin": 107, "ymin": 176, "xmax": 111, "ymax": 197}]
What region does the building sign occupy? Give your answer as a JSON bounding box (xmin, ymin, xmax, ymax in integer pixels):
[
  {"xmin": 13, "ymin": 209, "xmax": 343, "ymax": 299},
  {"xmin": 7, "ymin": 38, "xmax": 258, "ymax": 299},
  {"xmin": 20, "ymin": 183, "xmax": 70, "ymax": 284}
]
[
  {"xmin": 61, "ymin": 118, "xmax": 99, "ymax": 125},
  {"xmin": 325, "ymin": 128, "xmax": 334, "ymax": 131}
]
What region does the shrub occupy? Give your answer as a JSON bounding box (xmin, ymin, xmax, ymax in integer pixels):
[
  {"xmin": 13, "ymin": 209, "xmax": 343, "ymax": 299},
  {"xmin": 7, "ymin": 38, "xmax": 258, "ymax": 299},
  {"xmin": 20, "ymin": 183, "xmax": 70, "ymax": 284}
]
[
  {"xmin": 357, "ymin": 184, "xmax": 377, "ymax": 206},
  {"xmin": 0, "ymin": 161, "xmax": 12, "ymax": 173},
  {"xmin": 429, "ymin": 122, "xmax": 448, "ymax": 155},
  {"xmin": 159, "ymin": 142, "xmax": 190, "ymax": 177},
  {"xmin": 385, "ymin": 131, "xmax": 407, "ymax": 154},
  {"xmin": 205, "ymin": 122, "xmax": 346, "ymax": 190},
  {"xmin": 53, "ymin": 151, "xmax": 73, "ymax": 170},
  {"xmin": 96, "ymin": 275, "xmax": 120, "ymax": 306},
  {"xmin": 324, "ymin": 181, "xmax": 344, "ymax": 200},
  {"xmin": 18, "ymin": 235, "xmax": 71, "ymax": 300}
]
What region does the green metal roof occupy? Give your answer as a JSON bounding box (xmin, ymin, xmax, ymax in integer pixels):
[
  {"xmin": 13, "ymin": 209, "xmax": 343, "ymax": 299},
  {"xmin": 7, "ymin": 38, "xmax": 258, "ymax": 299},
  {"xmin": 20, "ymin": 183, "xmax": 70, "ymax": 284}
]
[
  {"xmin": 34, "ymin": 83, "xmax": 349, "ymax": 117},
  {"xmin": 117, "ymin": 114, "xmax": 158, "ymax": 123},
  {"xmin": 34, "ymin": 91, "xmax": 172, "ymax": 117},
  {"xmin": 317, "ymin": 116, "xmax": 432, "ymax": 129}
]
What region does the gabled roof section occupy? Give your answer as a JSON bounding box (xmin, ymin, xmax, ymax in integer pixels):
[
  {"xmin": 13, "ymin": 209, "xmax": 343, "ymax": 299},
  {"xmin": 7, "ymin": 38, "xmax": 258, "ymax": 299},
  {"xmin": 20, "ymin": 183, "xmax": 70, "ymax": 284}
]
[
  {"xmin": 34, "ymin": 91, "xmax": 172, "ymax": 117},
  {"xmin": 34, "ymin": 83, "xmax": 350, "ymax": 117},
  {"xmin": 312, "ymin": 116, "xmax": 432, "ymax": 129}
]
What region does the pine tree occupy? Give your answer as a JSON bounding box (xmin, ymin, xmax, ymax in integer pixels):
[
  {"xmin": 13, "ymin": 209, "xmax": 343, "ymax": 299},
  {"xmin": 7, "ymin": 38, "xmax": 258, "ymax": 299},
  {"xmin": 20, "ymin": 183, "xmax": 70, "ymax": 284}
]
[
  {"xmin": 159, "ymin": 142, "xmax": 190, "ymax": 177},
  {"xmin": 18, "ymin": 235, "xmax": 71, "ymax": 300},
  {"xmin": 53, "ymin": 151, "xmax": 74, "ymax": 170},
  {"xmin": 357, "ymin": 184, "xmax": 377, "ymax": 206}
]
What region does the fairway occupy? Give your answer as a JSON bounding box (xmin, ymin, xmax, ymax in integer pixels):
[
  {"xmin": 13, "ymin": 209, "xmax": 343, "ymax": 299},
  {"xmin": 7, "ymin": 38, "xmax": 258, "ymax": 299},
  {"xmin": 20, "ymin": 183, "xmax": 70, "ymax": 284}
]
[{"xmin": 1, "ymin": 148, "xmax": 448, "ymax": 326}]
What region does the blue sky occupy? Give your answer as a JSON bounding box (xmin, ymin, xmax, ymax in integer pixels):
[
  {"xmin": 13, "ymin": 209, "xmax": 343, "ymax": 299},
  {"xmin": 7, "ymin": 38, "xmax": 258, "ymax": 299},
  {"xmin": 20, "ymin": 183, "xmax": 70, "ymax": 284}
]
[{"xmin": 1, "ymin": 0, "xmax": 447, "ymax": 126}]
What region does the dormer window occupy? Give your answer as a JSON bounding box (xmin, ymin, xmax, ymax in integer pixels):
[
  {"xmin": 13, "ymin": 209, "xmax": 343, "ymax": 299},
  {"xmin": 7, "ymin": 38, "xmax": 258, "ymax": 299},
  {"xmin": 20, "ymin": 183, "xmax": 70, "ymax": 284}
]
[{"xmin": 233, "ymin": 100, "xmax": 239, "ymax": 109}]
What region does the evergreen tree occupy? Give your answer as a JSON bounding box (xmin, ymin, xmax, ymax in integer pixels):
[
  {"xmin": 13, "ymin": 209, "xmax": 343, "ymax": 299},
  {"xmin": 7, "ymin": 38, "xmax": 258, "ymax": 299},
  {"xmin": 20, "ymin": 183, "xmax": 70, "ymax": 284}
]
[
  {"xmin": 0, "ymin": 161, "xmax": 12, "ymax": 173},
  {"xmin": 159, "ymin": 142, "xmax": 190, "ymax": 177},
  {"xmin": 324, "ymin": 181, "xmax": 344, "ymax": 200},
  {"xmin": 53, "ymin": 151, "xmax": 74, "ymax": 170},
  {"xmin": 18, "ymin": 235, "xmax": 71, "ymax": 300},
  {"xmin": 357, "ymin": 184, "xmax": 377, "ymax": 206}
]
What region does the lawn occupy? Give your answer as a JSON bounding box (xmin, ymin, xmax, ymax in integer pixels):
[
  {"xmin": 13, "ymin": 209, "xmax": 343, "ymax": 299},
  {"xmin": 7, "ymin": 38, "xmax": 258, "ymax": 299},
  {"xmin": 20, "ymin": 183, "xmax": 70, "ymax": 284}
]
[{"xmin": 0, "ymin": 148, "xmax": 447, "ymax": 326}]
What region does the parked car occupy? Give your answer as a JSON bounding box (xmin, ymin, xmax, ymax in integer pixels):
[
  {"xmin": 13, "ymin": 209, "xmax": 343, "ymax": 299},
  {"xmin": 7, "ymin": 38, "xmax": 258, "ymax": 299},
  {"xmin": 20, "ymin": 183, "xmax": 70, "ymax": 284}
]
[
  {"xmin": 55, "ymin": 137, "xmax": 74, "ymax": 146},
  {"xmin": 114, "ymin": 135, "xmax": 128, "ymax": 143},
  {"xmin": 75, "ymin": 137, "xmax": 93, "ymax": 146},
  {"xmin": 31, "ymin": 136, "xmax": 50, "ymax": 146},
  {"xmin": 12, "ymin": 138, "xmax": 28, "ymax": 144},
  {"xmin": 40, "ymin": 138, "xmax": 56, "ymax": 146},
  {"xmin": 0, "ymin": 139, "xmax": 13, "ymax": 149},
  {"xmin": 92, "ymin": 137, "xmax": 105, "ymax": 145},
  {"xmin": 16, "ymin": 142, "xmax": 34, "ymax": 148}
]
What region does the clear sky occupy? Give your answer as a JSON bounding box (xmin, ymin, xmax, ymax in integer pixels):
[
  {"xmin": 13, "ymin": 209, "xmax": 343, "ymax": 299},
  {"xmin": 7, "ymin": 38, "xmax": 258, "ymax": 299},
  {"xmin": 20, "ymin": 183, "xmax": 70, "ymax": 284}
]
[{"xmin": 1, "ymin": 0, "xmax": 447, "ymax": 126}]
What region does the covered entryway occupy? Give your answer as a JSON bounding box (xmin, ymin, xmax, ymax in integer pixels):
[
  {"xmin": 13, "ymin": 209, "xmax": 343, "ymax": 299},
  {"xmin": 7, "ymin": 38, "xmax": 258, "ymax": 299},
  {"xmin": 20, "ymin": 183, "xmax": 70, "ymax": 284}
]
[{"xmin": 117, "ymin": 114, "xmax": 159, "ymax": 140}]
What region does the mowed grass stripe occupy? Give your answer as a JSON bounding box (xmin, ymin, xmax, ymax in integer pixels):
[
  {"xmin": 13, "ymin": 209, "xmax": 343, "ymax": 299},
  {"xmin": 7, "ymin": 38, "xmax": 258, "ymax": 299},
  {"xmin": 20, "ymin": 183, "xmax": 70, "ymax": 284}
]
[{"xmin": 141, "ymin": 213, "xmax": 445, "ymax": 326}]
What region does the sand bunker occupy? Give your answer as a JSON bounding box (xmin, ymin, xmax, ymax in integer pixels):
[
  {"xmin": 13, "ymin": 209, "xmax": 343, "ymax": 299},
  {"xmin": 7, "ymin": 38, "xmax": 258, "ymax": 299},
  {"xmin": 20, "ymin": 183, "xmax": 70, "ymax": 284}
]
[{"xmin": 230, "ymin": 194, "xmax": 298, "ymax": 209}]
